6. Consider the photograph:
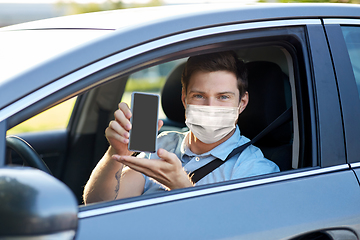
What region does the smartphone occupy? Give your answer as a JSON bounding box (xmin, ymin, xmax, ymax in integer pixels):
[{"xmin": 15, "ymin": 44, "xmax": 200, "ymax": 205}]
[{"xmin": 128, "ymin": 92, "xmax": 159, "ymax": 153}]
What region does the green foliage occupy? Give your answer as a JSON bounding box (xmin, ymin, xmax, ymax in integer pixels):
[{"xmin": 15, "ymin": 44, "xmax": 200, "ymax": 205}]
[
  {"xmin": 124, "ymin": 77, "xmax": 166, "ymax": 92},
  {"xmin": 57, "ymin": 0, "xmax": 164, "ymax": 15},
  {"xmin": 7, "ymin": 98, "xmax": 76, "ymax": 135}
]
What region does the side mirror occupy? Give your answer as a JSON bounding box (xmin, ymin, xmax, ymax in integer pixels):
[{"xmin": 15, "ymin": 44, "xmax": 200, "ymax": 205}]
[{"xmin": 0, "ymin": 167, "xmax": 78, "ymax": 239}]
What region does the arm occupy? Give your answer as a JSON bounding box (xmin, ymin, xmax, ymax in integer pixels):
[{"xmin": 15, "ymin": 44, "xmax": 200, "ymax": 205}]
[
  {"xmin": 83, "ymin": 103, "xmax": 144, "ymax": 204},
  {"xmin": 83, "ymin": 102, "xmax": 153, "ymax": 204},
  {"xmin": 83, "ymin": 146, "xmax": 145, "ymax": 204}
]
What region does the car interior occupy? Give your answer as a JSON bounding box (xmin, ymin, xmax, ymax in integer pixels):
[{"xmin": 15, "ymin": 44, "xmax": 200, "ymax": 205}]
[{"xmin": 6, "ymin": 44, "xmax": 308, "ymax": 205}]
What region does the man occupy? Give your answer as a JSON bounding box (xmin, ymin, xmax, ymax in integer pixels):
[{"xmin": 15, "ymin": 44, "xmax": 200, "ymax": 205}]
[{"xmin": 83, "ymin": 51, "xmax": 279, "ymax": 204}]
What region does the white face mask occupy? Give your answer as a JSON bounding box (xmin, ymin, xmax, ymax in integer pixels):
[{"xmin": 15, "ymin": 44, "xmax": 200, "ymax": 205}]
[{"xmin": 185, "ymin": 104, "xmax": 240, "ymax": 144}]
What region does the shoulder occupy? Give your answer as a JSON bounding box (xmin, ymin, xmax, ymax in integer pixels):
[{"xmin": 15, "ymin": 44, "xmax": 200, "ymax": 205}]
[
  {"xmin": 157, "ymin": 130, "xmax": 186, "ymax": 145},
  {"xmin": 158, "ymin": 130, "xmax": 186, "ymax": 140},
  {"xmin": 156, "ymin": 130, "xmax": 187, "ymax": 153},
  {"xmin": 231, "ymin": 143, "xmax": 280, "ymax": 178}
]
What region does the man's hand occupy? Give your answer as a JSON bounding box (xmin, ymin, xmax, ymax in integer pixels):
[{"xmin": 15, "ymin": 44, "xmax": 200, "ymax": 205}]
[
  {"xmin": 106, "ymin": 102, "xmax": 163, "ymax": 156},
  {"xmin": 112, "ymin": 148, "xmax": 194, "ymax": 190}
]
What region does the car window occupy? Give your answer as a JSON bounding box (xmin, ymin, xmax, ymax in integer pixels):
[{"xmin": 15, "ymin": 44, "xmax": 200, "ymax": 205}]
[
  {"xmin": 119, "ymin": 45, "xmax": 298, "ymax": 172},
  {"xmin": 341, "ymin": 26, "xmax": 360, "ymax": 98},
  {"xmin": 81, "ymin": 41, "xmax": 307, "ymax": 207},
  {"xmin": 7, "ymin": 97, "xmax": 77, "ymax": 135}
]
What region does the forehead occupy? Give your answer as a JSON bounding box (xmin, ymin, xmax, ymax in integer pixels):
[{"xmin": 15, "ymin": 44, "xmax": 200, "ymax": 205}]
[{"xmin": 187, "ymin": 70, "xmax": 238, "ymax": 93}]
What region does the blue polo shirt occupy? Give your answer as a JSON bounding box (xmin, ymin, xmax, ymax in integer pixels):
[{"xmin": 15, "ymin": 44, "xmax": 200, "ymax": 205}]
[{"xmin": 141, "ymin": 126, "xmax": 279, "ymax": 194}]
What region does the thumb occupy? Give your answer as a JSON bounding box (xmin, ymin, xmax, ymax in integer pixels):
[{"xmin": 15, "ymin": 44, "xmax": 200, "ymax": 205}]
[
  {"xmin": 157, "ymin": 148, "xmax": 174, "ymax": 162},
  {"xmin": 158, "ymin": 119, "xmax": 163, "ymax": 132}
]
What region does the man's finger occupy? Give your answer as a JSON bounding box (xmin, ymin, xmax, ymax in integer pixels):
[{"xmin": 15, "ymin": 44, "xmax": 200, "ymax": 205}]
[
  {"xmin": 114, "ymin": 109, "xmax": 132, "ymax": 131},
  {"xmin": 116, "ymin": 155, "xmax": 156, "ymax": 172},
  {"xmin": 108, "ymin": 120, "xmax": 129, "ymax": 138},
  {"xmin": 158, "ymin": 119, "xmax": 163, "ymax": 131},
  {"xmin": 118, "ymin": 102, "xmax": 132, "ymax": 119},
  {"xmin": 157, "ymin": 148, "xmax": 178, "ymax": 163}
]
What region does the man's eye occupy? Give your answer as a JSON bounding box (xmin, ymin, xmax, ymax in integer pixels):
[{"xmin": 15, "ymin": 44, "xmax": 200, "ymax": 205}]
[
  {"xmin": 219, "ymin": 95, "xmax": 230, "ymax": 100},
  {"xmin": 193, "ymin": 94, "xmax": 204, "ymax": 99}
]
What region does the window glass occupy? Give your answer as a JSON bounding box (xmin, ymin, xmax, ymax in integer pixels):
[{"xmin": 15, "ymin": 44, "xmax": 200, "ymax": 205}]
[
  {"xmin": 121, "ymin": 59, "xmax": 186, "ymax": 119},
  {"xmin": 341, "ymin": 26, "xmax": 360, "ymax": 98},
  {"xmin": 7, "ymin": 97, "xmax": 77, "ymax": 135}
]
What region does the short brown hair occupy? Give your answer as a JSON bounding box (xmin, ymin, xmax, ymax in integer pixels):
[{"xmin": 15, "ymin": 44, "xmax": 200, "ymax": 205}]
[{"xmin": 181, "ymin": 51, "xmax": 248, "ymax": 98}]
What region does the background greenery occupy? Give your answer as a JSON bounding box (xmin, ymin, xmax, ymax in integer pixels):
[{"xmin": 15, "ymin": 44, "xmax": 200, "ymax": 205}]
[
  {"xmin": 56, "ymin": 0, "xmax": 164, "ymax": 14},
  {"xmin": 57, "ymin": 0, "xmax": 359, "ymax": 14},
  {"xmin": 7, "ymin": 98, "xmax": 77, "ymax": 135}
]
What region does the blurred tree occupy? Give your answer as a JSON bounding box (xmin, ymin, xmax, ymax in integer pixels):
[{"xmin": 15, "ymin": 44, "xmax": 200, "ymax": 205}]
[{"xmin": 57, "ymin": 0, "xmax": 164, "ymax": 15}]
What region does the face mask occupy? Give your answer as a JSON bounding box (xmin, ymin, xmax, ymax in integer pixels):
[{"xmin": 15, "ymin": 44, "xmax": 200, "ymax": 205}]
[{"xmin": 185, "ymin": 104, "xmax": 240, "ymax": 144}]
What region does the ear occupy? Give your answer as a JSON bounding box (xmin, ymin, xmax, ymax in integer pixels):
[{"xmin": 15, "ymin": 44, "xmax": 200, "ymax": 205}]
[
  {"xmin": 238, "ymin": 91, "xmax": 249, "ymax": 114},
  {"xmin": 181, "ymin": 87, "xmax": 187, "ymax": 109}
]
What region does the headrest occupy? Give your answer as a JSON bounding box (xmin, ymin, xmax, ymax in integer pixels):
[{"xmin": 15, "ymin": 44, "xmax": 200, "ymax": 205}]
[
  {"xmin": 238, "ymin": 61, "xmax": 292, "ymax": 146},
  {"xmin": 161, "ymin": 62, "xmax": 186, "ymax": 124}
]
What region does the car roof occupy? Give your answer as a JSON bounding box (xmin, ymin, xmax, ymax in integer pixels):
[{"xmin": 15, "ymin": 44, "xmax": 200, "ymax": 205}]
[
  {"xmin": 2, "ymin": 3, "xmax": 360, "ymax": 31},
  {"xmin": 0, "ymin": 3, "xmax": 360, "ymax": 111}
]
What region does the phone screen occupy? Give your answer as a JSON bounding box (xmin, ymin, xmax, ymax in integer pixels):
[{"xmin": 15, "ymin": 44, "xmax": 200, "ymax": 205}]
[{"xmin": 128, "ymin": 92, "xmax": 159, "ymax": 153}]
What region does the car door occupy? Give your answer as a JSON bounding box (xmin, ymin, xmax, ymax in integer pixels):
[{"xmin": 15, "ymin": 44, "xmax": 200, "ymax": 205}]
[
  {"xmin": 323, "ymin": 19, "xmax": 360, "ymax": 185},
  {"xmin": 75, "ymin": 19, "xmax": 360, "ymax": 240}
]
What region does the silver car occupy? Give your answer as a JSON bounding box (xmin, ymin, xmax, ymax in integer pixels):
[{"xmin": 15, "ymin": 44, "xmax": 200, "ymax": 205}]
[{"xmin": 1, "ymin": 3, "xmax": 360, "ymax": 240}]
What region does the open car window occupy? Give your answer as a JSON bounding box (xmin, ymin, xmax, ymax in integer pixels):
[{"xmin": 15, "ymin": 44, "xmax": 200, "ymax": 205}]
[
  {"xmin": 7, "ymin": 97, "xmax": 77, "ymax": 135},
  {"xmin": 118, "ymin": 45, "xmax": 299, "ymax": 174}
]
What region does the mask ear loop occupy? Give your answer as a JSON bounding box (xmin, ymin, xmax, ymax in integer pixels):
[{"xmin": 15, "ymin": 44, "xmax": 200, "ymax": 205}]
[{"xmin": 238, "ymin": 102, "xmax": 243, "ymax": 114}]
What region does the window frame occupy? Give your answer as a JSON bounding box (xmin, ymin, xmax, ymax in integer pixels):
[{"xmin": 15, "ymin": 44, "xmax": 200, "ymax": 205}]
[{"xmin": 323, "ymin": 19, "xmax": 360, "ymax": 166}]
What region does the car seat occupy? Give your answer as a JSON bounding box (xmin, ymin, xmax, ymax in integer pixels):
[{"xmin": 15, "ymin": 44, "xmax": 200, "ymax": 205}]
[
  {"xmin": 238, "ymin": 61, "xmax": 293, "ymax": 171},
  {"xmin": 161, "ymin": 60, "xmax": 293, "ymax": 171}
]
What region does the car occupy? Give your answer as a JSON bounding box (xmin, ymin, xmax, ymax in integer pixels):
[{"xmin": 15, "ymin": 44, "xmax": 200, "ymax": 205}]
[{"xmin": 1, "ymin": 2, "xmax": 360, "ymax": 239}]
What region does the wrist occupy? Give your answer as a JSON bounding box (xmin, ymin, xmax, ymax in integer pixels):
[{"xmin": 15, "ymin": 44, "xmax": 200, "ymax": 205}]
[
  {"xmin": 170, "ymin": 171, "xmax": 194, "ymax": 190},
  {"xmin": 108, "ymin": 146, "xmax": 133, "ymax": 157}
]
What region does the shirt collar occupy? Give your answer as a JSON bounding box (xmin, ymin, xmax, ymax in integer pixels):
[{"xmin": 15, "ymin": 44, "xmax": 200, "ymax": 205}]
[
  {"xmin": 180, "ymin": 132, "xmax": 190, "ymax": 162},
  {"xmin": 209, "ymin": 126, "xmax": 242, "ymax": 161},
  {"xmin": 180, "ymin": 126, "xmax": 243, "ymax": 161}
]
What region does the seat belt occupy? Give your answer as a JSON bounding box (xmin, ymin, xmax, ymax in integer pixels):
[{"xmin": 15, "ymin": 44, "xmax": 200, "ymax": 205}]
[{"xmin": 189, "ymin": 107, "xmax": 292, "ymax": 184}]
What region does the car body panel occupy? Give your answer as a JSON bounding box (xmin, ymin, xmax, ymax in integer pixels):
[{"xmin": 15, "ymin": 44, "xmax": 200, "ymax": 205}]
[
  {"xmin": 77, "ymin": 167, "xmax": 360, "ymax": 239},
  {"xmin": 353, "ymin": 165, "xmax": 360, "ymax": 186},
  {"xmin": 349, "ymin": 160, "xmax": 360, "ymax": 187}
]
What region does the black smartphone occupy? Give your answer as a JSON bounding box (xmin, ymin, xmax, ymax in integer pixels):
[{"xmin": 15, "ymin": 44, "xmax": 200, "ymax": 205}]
[{"xmin": 128, "ymin": 92, "xmax": 159, "ymax": 153}]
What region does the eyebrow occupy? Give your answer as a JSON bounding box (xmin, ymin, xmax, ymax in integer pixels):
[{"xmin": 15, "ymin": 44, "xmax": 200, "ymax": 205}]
[
  {"xmin": 217, "ymin": 91, "xmax": 236, "ymax": 96},
  {"xmin": 188, "ymin": 90, "xmax": 205, "ymax": 94},
  {"xmin": 188, "ymin": 90, "xmax": 236, "ymax": 95}
]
